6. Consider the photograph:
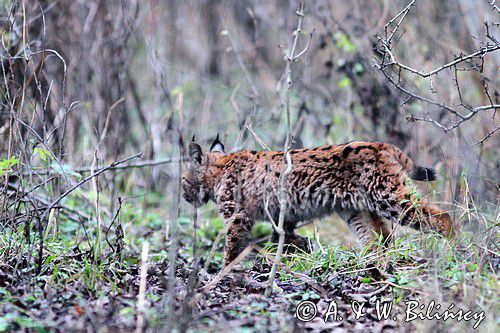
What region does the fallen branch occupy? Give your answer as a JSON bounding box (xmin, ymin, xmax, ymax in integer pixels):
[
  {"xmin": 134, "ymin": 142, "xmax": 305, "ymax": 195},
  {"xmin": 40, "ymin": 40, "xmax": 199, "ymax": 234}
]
[
  {"xmin": 372, "ymin": 280, "xmax": 430, "ymax": 296},
  {"xmin": 189, "ymin": 244, "xmax": 255, "ymax": 307}
]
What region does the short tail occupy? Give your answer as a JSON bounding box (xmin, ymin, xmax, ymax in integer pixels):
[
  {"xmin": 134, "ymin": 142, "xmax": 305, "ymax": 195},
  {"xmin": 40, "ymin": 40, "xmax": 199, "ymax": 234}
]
[
  {"xmin": 382, "ymin": 143, "xmax": 437, "ymax": 182},
  {"xmin": 409, "ymin": 167, "xmax": 436, "ymax": 181}
]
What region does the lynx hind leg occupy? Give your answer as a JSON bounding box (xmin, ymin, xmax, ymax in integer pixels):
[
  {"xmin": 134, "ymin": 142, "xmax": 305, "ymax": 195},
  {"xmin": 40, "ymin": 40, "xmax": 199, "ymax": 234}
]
[
  {"xmin": 271, "ymin": 224, "xmax": 312, "ymax": 253},
  {"xmin": 398, "ymin": 202, "xmax": 453, "ymax": 238},
  {"xmin": 375, "ymin": 187, "xmax": 454, "ymax": 238},
  {"xmin": 223, "ymin": 213, "xmax": 255, "ymax": 267},
  {"xmin": 338, "ymin": 210, "xmax": 393, "ymax": 248},
  {"xmin": 366, "ymin": 212, "xmax": 393, "ymax": 246}
]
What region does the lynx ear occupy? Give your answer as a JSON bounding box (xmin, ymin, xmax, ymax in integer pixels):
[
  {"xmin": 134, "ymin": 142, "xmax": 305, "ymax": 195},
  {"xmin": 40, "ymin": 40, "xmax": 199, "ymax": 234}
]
[
  {"xmin": 210, "ymin": 134, "xmax": 225, "ymax": 154},
  {"xmin": 188, "ymin": 137, "xmax": 203, "ymax": 165}
]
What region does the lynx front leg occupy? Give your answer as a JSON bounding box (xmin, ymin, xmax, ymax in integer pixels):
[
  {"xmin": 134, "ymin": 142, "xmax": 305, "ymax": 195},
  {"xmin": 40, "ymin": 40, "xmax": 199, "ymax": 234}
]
[
  {"xmin": 223, "ymin": 212, "xmax": 254, "ymax": 267},
  {"xmin": 337, "ymin": 210, "xmax": 392, "ymax": 247},
  {"xmin": 216, "ymin": 182, "xmax": 253, "ymax": 267}
]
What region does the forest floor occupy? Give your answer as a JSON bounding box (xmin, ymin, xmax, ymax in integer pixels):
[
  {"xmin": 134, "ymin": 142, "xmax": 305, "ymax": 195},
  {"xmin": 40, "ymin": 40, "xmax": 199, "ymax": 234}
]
[{"xmin": 0, "ymin": 190, "xmax": 498, "ymax": 332}]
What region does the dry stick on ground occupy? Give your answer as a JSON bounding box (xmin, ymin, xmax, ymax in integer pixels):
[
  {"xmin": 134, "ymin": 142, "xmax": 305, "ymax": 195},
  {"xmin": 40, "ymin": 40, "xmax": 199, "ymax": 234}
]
[
  {"xmin": 164, "ymin": 93, "xmax": 184, "ymax": 331},
  {"xmin": 265, "ymin": 1, "xmax": 312, "ymax": 297},
  {"xmin": 136, "ymin": 240, "xmax": 150, "ymax": 333},
  {"xmin": 189, "ymin": 244, "xmax": 255, "ymax": 307},
  {"xmin": 91, "ymin": 150, "xmax": 102, "ymax": 259},
  {"xmin": 178, "ymin": 204, "xmax": 201, "ymax": 331}
]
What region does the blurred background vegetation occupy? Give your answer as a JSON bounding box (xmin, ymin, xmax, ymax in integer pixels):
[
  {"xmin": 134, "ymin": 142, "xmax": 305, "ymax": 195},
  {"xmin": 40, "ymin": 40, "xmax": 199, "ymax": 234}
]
[
  {"xmin": 1, "ymin": 0, "xmax": 498, "ymax": 203},
  {"xmin": 0, "ymin": 0, "xmax": 498, "ymax": 331}
]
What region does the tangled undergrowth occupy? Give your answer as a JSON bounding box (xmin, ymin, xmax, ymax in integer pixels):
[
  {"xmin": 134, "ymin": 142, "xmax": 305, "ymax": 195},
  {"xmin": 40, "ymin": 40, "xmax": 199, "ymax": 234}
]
[{"xmin": 0, "ymin": 188, "xmax": 497, "ymax": 332}]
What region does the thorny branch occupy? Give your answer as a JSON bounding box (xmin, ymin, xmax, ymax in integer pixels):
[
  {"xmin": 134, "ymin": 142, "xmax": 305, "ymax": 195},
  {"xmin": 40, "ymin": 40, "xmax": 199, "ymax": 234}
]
[
  {"xmin": 376, "ymin": 0, "xmax": 500, "ymax": 144},
  {"xmin": 381, "ymin": 43, "xmax": 500, "ymax": 78},
  {"xmin": 470, "ymin": 126, "xmax": 500, "ymax": 147}
]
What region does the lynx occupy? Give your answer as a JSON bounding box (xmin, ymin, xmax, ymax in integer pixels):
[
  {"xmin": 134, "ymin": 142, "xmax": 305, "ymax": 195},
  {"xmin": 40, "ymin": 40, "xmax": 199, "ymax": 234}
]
[{"xmin": 182, "ymin": 136, "xmax": 453, "ymax": 267}]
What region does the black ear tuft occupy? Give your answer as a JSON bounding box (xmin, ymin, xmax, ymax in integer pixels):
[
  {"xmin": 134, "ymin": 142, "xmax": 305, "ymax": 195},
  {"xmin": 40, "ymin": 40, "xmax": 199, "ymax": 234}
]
[
  {"xmin": 188, "ymin": 141, "xmax": 202, "ymax": 165},
  {"xmin": 191, "ymin": 135, "xmax": 196, "ymax": 142},
  {"xmin": 210, "ymin": 133, "xmax": 226, "ymax": 154}
]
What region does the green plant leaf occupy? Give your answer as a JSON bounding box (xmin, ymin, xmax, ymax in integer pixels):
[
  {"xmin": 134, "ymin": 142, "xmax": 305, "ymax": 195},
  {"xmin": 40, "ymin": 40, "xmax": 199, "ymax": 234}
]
[
  {"xmin": 338, "ymin": 76, "xmax": 351, "ymax": 89},
  {"xmin": 0, "ymin": 156, "xmax": 19, "ymax": 176},
  {"xmin": 34, "ymin": 147, "xmax": 53, "ymax": 162},
  {"xmin": 334, "ymin": 32, "xmax": 356, "ymax": 53},
  {"xmin": 353, "ymin": 62, "xmax": 364, "ymax": 74}
]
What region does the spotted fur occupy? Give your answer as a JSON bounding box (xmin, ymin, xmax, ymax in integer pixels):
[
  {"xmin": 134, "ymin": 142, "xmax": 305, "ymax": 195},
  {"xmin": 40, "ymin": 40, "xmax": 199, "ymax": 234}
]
[{"xmin": 182, "ymin": 139, "xmax": 453, "ymax": 267}]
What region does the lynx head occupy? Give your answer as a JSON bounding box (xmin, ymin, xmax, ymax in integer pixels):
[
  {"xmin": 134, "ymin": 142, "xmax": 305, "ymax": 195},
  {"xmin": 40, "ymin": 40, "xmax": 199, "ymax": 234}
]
[{"xmin": 182, "ymin": 135, "xmax": 226, "ymax": 207}]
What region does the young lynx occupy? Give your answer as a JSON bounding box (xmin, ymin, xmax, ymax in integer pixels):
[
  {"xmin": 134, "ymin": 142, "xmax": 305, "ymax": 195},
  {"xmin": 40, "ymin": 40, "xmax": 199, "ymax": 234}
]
[{"xmin": 182, "ymin": 136, "xmax": 453, "ymax": 267}]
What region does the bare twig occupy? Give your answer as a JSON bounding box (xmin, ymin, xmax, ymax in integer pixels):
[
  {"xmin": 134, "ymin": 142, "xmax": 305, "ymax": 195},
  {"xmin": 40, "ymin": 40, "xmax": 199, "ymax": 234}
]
[
  {"xmin": 265, "ymin": 0, "xmax": 311, "ymax": 296},
  {"xmin": 221, "ymin": 25, "xmax": 259, "ymax": 99},
  {"xmin": 486, "ymin": 0, "xmax": 500, "ymax": 13},
  {"xmin": 376, "ymin": 58, "xmax": 499, "ymax": 131},
  {"xmin": 33, "ymin": 154, "xmax": 141, "ymax": 272},
  {"xmin": 376, "ymin": 0, "xmax": 500, "ymax": 140},
  {"xmin": 91, "ymin": 150, "xmax": 102, "ymax": 258},
  {"xmin": 245, "ymin": 123, "xmax": 271, "ymax": 151},
  {"xmin": 164, "ymin": 92, "xmax": 185, "ymax": 331},
  {"xmin": 33, "ymin": 152, "xmax": 142, "ymax": 274},
  {"xmin": 381, "ymin": 43, "xmax": 500, "ymax": 78},
  {"xmin": 191, "ymin": 244, "xmax": 255, "ymax": 307},
  {"xmin": 19, "ymin": 157, "xmax": 184, "ymax": 176},
  {"xmin": 384, "ymin": 0, "xmax": 417, "ymax": 45},
  {"xmin": 72, "ymin": 157, "xmax": 184, "ymax": 173},
  {"xmin": 105, "ymin": 197, "xmax": 123, "ymax": 253},
  {"xmin": 265, "ymin": 151, "xmax": 293, "ymax": 296},
  {"xmin": 469, "ymin": 126, "xmax": 500, "ymax": 147}
]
